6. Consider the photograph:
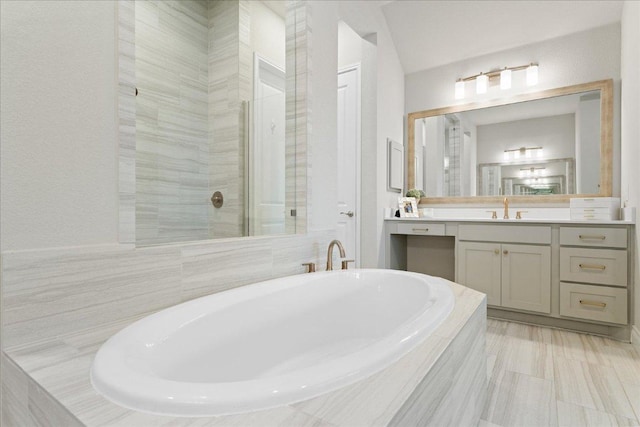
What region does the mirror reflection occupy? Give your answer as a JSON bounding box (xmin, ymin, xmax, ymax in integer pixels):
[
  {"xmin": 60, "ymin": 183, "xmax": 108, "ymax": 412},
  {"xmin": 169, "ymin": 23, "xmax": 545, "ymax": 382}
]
[
  {"xmin": 411, "ymin": 85, "xmax": 609, "ymax": 200},
  {"xmin": 415, "ymin": 91, "xmax": 600, "ymax": 197},
  {"xmin": 135, "ymin": 0, "xmax": 293, "ymax": 246}
]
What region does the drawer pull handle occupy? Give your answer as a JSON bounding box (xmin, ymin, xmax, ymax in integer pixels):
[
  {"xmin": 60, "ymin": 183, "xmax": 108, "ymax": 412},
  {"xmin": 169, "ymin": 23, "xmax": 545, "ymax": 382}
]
[
  {"xmin": 412, "ymin": 228, "xmax": 429, "ymax": 232},
  {"xmin": 579, "ymin": 299, "xmax": 607, "ymax": 308},
  {"xmin": 578, "ymin": 234, "xmax": 606, "ymax": 240},
  {"xmin": 579, "ymin": 263, "xmax": 606, "ymax": 270}
]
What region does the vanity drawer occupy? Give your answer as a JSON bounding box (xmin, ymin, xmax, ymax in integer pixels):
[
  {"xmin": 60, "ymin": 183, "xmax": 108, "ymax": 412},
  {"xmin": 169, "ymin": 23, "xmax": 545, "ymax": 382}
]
[
  {"xmin": 560, "ymin": 282, "xmax": 627, "ymax": 325},
  {"xmin": 560, "ymin": 227, "xmax": 627, "ymax": 248},
  {"xmin": 560, "ymin": 248, "xmax": 627, "ymax": 287},
  {"xmin": 458, "ymin": 224, "xmax": 551, "ymax": 244},
  {"xmin": 397, "ymin": 223, "xmax": 445, "ymax": 236}
]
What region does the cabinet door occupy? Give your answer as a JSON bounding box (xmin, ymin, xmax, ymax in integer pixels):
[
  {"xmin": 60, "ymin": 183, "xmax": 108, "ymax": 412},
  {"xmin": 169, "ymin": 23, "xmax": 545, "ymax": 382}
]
[
  {"xmin": 457, "ymin": 241, "xmax": 501, "ymax": 306},
  {"xmin": 501, "ymin": 244, "xmax": 551, "ymax": 314}
]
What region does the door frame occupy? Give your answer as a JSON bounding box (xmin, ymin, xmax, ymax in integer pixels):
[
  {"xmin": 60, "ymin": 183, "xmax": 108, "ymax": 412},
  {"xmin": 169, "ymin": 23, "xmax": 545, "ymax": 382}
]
[{"xmin": 338, "ymin": 64, "xmax": 362, "ymax": 267}]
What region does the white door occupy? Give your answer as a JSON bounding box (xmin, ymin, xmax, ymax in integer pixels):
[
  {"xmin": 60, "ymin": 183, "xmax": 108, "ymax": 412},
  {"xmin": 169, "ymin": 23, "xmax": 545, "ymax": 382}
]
[
  {"xmin": 337, "ymin": 67, "xmax": 360, "ymax": 264},
  {"xmin": 250, "ymin": 55, "xmax": 286, "ymax": 236}
]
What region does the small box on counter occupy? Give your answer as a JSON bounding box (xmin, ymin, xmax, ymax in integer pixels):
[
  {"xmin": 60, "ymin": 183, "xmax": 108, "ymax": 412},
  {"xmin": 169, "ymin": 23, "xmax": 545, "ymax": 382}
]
[{"xmin": 569, "ymin": 197, "xmax": 620, "ymax": 220}]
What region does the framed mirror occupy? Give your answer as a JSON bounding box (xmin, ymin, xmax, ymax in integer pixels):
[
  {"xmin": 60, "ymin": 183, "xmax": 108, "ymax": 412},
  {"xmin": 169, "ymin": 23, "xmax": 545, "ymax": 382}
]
[{"xmin": 407, "ymin": 79, "xmax": 613, "ymax": 204}]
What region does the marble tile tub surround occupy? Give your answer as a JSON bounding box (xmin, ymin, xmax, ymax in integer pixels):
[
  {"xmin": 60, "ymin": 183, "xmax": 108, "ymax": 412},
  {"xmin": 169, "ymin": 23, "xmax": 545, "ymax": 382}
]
[
  {"xmin": 1, "ymin": 280, "xmax": 487, "ymax": 426},
  {"xmin": 1, "ymin": 230, "xmax": 335, "ymax": 351}
]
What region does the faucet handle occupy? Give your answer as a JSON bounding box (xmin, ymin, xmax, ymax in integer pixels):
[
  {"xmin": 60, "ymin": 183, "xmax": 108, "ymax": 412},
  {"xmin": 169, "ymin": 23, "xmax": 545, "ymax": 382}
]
[
  {"xmin": 301, "ymin": 262, "xmax": 316, "ymax": 273},
  {"xmin": 515, "ymin": 211, "xmax": 528, "ymax": 220},
  {"xmin": 486, "ymin": 210, "xmax": 497, "ymax": 219},
  {"xmin": 341, "ymin": 259, "xmax": 355, "ymax": 270}
]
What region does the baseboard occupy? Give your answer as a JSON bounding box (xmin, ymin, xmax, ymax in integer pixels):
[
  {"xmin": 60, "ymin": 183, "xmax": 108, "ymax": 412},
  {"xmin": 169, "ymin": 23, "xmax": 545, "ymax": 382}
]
[{"xmin": 632, "ymin": 325, "xmax": 640, "ymax": 347}]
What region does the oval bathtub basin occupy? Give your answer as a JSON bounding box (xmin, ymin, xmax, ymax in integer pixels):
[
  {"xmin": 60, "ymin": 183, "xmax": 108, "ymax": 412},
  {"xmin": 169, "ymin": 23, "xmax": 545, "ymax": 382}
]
[{"xmin": 90, "ymin": 269, "xmax": 455, "ymax": 417}]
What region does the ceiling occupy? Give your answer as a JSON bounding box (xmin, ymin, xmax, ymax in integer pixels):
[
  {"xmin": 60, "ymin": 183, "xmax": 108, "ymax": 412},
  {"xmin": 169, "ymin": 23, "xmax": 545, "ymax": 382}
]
[{"xmin": 381, "ymin": 0, "xmax": 624, "ymax": 75}]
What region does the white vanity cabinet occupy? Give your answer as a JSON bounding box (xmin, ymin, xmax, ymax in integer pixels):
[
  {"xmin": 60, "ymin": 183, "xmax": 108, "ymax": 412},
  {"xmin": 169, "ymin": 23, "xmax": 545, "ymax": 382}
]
[
  {"xmin": 559, "ymin": 226, "xmax": 629, "ymax": 325},
  {"xmin": 384, "ymin": 218, "xmax": 635, "ymax": 341},
  {"xmin": 457, "ymin": 225, "xmax": 551, "ymax": 314}
]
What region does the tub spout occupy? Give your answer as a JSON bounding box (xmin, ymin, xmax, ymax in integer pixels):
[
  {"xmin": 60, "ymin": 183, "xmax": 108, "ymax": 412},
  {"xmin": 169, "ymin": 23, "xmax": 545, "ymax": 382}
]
[{"xmin": 326, "ymin": 240, "xmax": 346, "ymax": 271}]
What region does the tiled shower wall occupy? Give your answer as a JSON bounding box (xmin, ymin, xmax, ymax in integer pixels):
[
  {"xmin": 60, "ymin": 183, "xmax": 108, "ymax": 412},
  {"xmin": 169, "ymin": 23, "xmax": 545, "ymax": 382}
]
[
  {"xmin": 135, "ymin": 0, "xmax": 292, "ymax": 244},
  {"xmin": 135, "ymin": 0, "xmax": 211, "ymax": 245},
  {"xmin": 208, "ymin": 0, "xmax": 252, "ymax": 239}
]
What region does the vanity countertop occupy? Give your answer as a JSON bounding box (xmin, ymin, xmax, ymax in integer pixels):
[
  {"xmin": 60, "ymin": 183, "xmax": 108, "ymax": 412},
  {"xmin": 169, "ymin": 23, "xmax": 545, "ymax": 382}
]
[{"xmin": 385, "ymin": 217, "xmax": 635, "ymax": 225}]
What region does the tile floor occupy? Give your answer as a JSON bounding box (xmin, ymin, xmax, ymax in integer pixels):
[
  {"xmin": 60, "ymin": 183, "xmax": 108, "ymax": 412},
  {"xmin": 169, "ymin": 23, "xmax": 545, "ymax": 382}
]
[{"xmin": 480, "ymin": 319, "xmax": 640, "ymax": 427}]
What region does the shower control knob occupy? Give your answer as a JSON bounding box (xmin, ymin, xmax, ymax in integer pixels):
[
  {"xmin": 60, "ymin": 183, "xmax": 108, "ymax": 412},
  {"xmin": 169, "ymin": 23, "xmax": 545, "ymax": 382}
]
[{"xmin": 211, "ymin": 191, "xmax": 224, "ymax": 208}]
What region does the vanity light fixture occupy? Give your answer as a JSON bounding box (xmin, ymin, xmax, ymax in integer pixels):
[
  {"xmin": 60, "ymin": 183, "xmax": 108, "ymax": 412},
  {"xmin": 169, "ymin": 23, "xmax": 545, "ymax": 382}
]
[
  {"xmin": 455, "ymin": 79, "xmax": 465, "ymax": 100},
  {"xmin": 476, "ymin": 73, "xmax": 488, "ymax": 94},
  {"xmin": 454, "ymin": 63, "xmax": 539, "ymax": 99},
  {"xmin": 504, "ymin": 146, "xmax": 543, "ymax": 161},
  {"xmin": 520, "ymin": 166, "xmax": 546, "ymax": 177},
  {"xmin": 526, "ymin": 63, "xmax": 539, "ymax": 86},
  {"xmin": 500, "ymin": 68, "xmax": 512, "ymax": 90}
]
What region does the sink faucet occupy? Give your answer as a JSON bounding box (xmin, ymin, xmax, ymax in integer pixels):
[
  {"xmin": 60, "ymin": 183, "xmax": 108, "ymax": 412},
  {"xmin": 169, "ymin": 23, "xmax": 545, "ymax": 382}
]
[
  {"xmin": 503, "ymin": 197, "xmax": 509, "ymax": 219},
  {"xmin": 326, "ymin": 240, "xmax": 346, "ymax": 271}
]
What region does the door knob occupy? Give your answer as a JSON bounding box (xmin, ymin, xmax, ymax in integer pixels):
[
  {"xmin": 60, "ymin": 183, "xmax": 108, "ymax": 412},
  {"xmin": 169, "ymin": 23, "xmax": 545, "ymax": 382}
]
[{"xmin": 340, "ymin": 211, "xmax": 354, "ymax": 218}]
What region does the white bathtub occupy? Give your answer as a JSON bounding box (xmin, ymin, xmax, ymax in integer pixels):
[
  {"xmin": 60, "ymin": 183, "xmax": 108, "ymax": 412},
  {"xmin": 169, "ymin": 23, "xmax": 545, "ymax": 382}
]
[{"xmin": 90, "ymin": 269, "xmax": 455, "ymax": 417}]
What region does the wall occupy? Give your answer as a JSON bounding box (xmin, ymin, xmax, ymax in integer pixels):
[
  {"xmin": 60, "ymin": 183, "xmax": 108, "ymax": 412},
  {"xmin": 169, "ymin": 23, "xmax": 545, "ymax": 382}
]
[
  {"xmin": 250, "ymin": 1, "xmax": 285, "ymax": 70},
  {"xmin": 575, "ymin": 97, "xmax": 602, "ymax": 194},
  {"xmin": 0, "ymin": 0, "xmax": 119, "ymax": 251},
  {"xmin": 335, "ymin": 1, "xmax": 406, "ymax": 268},
  {"xmin": 620, "ymin": 0, "xmax": 640, "ymax": 335},
  {"xmin": 308, "ymin": 1, "xmax": 339, "ymax": 233},
  {"xmin": 477, "ymin": 114, "xmax": 575, "ymax": 164},
  {"xmin": 405, "ymin": 23, "xmax": 622, "ymax": 197}
]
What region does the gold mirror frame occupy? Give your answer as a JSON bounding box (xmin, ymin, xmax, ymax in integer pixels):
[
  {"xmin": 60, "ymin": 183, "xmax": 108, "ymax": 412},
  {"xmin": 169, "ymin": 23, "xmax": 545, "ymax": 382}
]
[{"xmin": 407, "ymin": 79, "xmax": 613, "ymax": 204}]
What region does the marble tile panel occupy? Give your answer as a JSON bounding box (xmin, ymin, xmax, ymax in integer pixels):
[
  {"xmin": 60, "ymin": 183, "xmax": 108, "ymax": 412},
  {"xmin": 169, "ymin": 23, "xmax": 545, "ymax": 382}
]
[
  {"xmin": 179, "ymin": 238, "xmax": 273, "ymax": 301},
  {"xmin": 432, "ymin": 281, "xmax": 486, "ymax": 340},
  {"xmin": 118, "ymin": 0, "xmax": 136, "ymax": 245},
  {"xmin": 504, "ymin": 320, "xmax": 553, "ymax": 344},
  {"xmin": 428, "ymin": 330, "xmax": 487, "ymax": 427},
  {"xmin": 294, "ymin": 335, "xmax": 452, "ymax": 427},
  {"xmin": 478, "ymin": 420, "xmax": 502, "ymax": 427},
  {"xmin": 394, "ymin": 308, "xmax": 487, "ymax": 427},
  {"xmin": 604, "ymin": 346, "xmax": 640, "ymax": 387},
  {"xmin": 2, "ymin": 246, "xmax": 182, "ymax": 350},
  {"xmin": 482, "ymin": 370, "xmax": 557, "ymax": 427},
  {"xmin": 551, "ymin": 329, "xmax": 613, "ymax": 367},
  {"xmin": 1, "ymin": 353, "xmax": 30, "ymax": 426},
  {"xmin": 500, "ymin": 335, "xmax": 554, "ymax": 380},
  {"xmin": 556, "ymin": 400, "xmax": 639, "ymax": 427},
  {"xmin": 28, "ymin": 378, "xmax": 84, "ymax": 427},
  {"xmin": 554, "ymin": 355, "xmax": 636, "ymax": 419},
  {"xmin": 622, "ymin": 382, "xmax": 640, "ymax": 421}
]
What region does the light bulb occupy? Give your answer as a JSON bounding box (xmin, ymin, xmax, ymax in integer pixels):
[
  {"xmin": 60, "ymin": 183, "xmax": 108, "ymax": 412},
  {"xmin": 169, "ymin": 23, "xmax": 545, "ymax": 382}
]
[
  {"xmin": 504, "ymin": 151, "xmax": 510, "ymax": 161},
  {"xmin": 514, "ymin": 150, "xmax": 520, "ymax": 159},
  {"xmin": 476, "ymin": 74, "xmax": 488, "ymax": 94},
  {"xmin": 500, "ymin": 68, "xmax": 512, "ymax": 90},
  {"xmin": 537, "ymin": 148, "xmax": 544, "ymax": 158},
  {"xmin": 525, "ymin": 148, "xmax": 532, "ymax": 158},
  {"xmin": 455, "ymin": 80, "xmax": 465, "ymax": 100},
  {"xmin": 526, "ymin": 64, "xmax": 538, "ymax": 86}
]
